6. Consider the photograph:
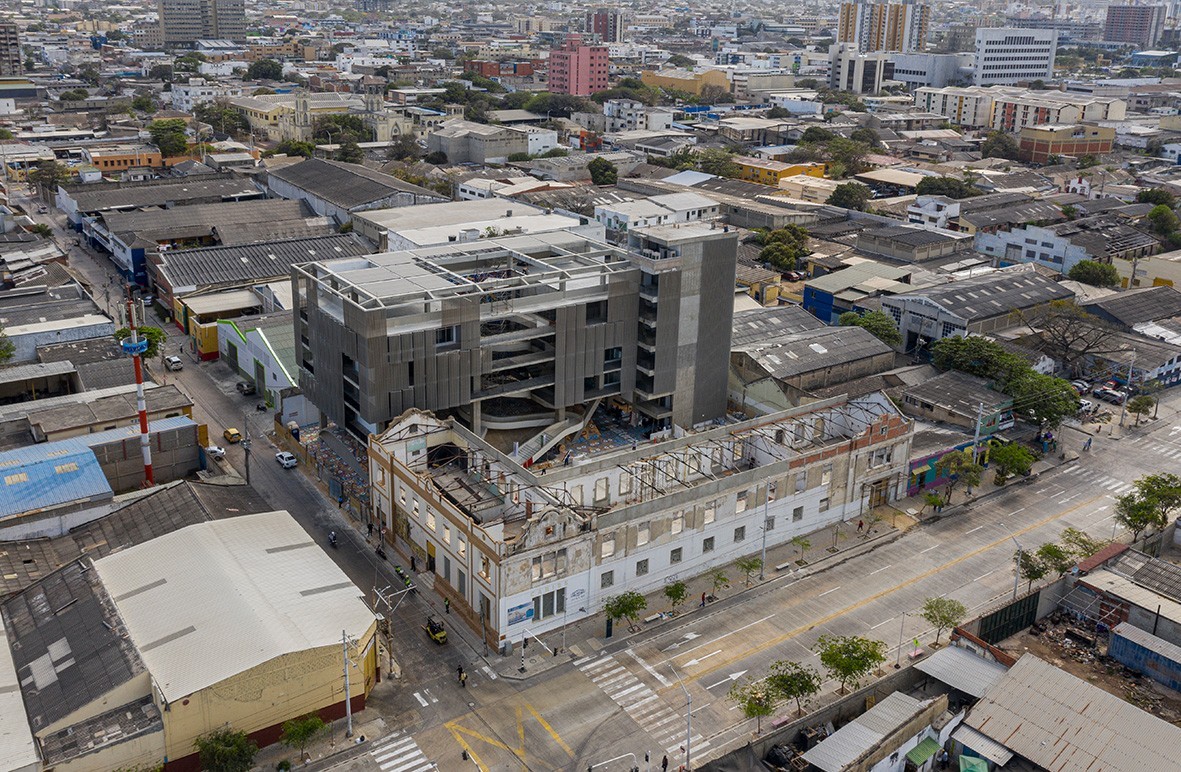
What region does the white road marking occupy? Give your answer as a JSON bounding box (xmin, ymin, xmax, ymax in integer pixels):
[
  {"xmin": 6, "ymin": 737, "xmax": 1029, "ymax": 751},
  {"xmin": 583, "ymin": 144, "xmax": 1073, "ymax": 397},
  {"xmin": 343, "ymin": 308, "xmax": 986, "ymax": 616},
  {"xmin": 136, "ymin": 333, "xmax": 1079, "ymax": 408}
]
[
  {"xmin": 412, "ymin": 692, "xmax": 428, "ymax": 707},
  {"xmin": 818, "ymin": 586, "xmax": 841, "ymax": 597},
  {"xmin": 870, "ymin": 617, "xmax": 894, "ymax": 630},
  {"xmin": 966, "ymin": 525, "xmax": 985, "ymax": 534},
  {"xmin": 920, "ymin": 545, "xmax": 938, "ymax": 554},
  {"xmin": 626, "ymin": 648, "xmax": 673, "ymax": 687},
  {"xmin": 870, "ymin": 565, "xmax": 892, "ymax": 575}
]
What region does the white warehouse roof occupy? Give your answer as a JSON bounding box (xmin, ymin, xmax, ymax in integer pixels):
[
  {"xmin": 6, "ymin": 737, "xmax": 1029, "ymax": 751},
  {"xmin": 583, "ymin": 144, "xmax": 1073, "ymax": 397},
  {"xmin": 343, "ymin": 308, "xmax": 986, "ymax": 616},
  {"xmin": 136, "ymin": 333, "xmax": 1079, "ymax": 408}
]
[{"xmin": 93, "ymin": 510, "xmax": 374, "ymax": 702}]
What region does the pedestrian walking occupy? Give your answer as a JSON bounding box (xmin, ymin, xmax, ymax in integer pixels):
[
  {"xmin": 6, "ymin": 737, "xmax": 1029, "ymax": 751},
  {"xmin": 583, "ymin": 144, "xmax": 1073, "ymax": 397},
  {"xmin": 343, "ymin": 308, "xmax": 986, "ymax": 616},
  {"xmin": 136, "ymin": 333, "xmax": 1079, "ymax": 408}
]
[
  {"xmin": 856, "ymin": 519, "xmax": 864, "ymax": 533},
  {"xmin": 1084, "ymin": 437, "xmax": 1093, "ymax": 451},
  {"xmin": 367, "ymin": 522, "xmax": 373, "ymax": 536},
  {"xmin": 411, "ymin": 555, "xmax": 417, "ymax": 572},
  {"xmin": 662, "ymin": 754, "xmax": 669, "ymax": 771},
  {"xmin": 460, "ymin": 670, "xmax": 467, "ymax": 688},
  {"xmin": 937, "ymin": 748, "xmax": 949, "ymax": 769},
  {"xmin": 444, "ymin": 598, "xmax": 451, "ymax": 614},
  {"xmin": 700, "ymin": 592, "xmax": 707, "ymax": 608},
  {"xmin": 457, "ymin": 665, "xmax": 465, "ymax": 683}
]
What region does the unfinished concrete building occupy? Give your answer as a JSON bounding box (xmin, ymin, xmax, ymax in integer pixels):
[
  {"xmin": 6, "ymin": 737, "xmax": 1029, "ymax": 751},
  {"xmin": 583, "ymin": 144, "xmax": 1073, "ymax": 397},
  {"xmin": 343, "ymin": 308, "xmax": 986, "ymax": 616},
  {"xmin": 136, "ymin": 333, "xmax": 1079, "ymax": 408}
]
[{"xmin": 295, "ymin": 224, "xmax": 738, "ymax": 444}]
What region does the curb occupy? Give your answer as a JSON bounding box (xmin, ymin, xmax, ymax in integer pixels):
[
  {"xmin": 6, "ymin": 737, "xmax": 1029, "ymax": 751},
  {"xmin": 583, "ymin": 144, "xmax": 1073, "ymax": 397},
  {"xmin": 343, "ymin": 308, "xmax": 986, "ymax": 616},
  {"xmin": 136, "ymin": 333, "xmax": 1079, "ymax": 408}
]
[{"xmin": 919, "ymin": 456, "xmax": 1079, "ymax": 524}]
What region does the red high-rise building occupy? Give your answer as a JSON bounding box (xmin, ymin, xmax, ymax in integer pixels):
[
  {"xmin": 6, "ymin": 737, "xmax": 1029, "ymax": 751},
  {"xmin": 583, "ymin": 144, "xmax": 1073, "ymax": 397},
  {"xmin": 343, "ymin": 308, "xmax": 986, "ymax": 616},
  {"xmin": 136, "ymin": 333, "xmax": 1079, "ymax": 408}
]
[{"xmin": 548, "ymin": 34, "xmax": 609, "ymax": 96}]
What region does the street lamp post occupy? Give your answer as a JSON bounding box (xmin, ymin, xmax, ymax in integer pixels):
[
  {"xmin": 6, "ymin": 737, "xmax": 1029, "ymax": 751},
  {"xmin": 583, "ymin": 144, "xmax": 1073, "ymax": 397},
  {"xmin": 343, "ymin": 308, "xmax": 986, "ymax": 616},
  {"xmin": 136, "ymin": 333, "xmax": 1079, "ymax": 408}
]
[
  {"xmin": 671, "ymin": 664, "xmax": 691, "ymax": 771},
  {"xmin": 1012, "ymin": 537, "xmax": 1023, "ymax": 600},
  {"xmin": 895, "ymin": 611, "xmax": 907, "ymax": 668},
  {"xmin": 759, "ymin": 494, "xmax": 769, "ymax": 580}
]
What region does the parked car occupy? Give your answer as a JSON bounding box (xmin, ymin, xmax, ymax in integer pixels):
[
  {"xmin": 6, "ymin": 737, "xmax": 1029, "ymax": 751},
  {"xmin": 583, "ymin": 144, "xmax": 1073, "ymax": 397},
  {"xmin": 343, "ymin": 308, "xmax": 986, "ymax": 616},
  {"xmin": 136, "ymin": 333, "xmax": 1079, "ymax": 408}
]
[
  {"xmin": 1071, "ymin": 380, "xmax": 1089, "ymax": 394},
  {"xmin": 206, "ymin": 445, "xmax": 226, "ymax": 459},
  {"xmin": 1078, "ymin": 399, "xmax": 1094, "ymax": 413},
  {"xmin": 37, "ymin": 205, "xmax": 48, "ymax": 214},
  {"xmin": 163, "ymin": 355, "xmax": 183, "ymax": 371},
  {"xmin": 1095, "ymin": 388, "xmax": 1126, "ymax": 405},
  {"xmin": 275, "ymin": 451, "xmax": 297, "ymax": 468},
  {"xmin": 223, "ymin": 427, "xmax": 242, "ymax": 443},
  {"xmin": 235, "ymin": 381, "xmax": 256, "ymax": 395}
]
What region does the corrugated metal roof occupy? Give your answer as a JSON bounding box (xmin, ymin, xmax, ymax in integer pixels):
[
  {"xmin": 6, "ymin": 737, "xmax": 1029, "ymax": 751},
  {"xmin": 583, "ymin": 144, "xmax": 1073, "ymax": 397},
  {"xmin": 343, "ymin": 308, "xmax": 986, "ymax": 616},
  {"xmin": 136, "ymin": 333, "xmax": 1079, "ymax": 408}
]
[
  {"xmin": 0, "ymin": 449, "xmax": 111, "ymax": 520},
  {"xmin": 1113, "ymin": 621, "xmax": 1181, "ymax": 660},
  {"xmin": 802, "ymin": 692, "xmax": 926, "ymax": 772},
  {"xmin": 950, "ymin": 724, "xmax": 1014, "ymax": 765},
  {"xmin": 156, "ymin": 234, "xmax": 371, "ymax": 291},
  {"xmin": 963, "ymin": 654, "xmax": 1181, "ymax": 771},
  {"xmin": 93, "ymin": 510, "xmax": 375, "ymax": 702},
  {"xmin": 914, "ymin": 646, "xmax": 1009, "ymax": 698},
  {"xmin": 0, "ymin": 617, "xmax": 39, "ymax": 770}
]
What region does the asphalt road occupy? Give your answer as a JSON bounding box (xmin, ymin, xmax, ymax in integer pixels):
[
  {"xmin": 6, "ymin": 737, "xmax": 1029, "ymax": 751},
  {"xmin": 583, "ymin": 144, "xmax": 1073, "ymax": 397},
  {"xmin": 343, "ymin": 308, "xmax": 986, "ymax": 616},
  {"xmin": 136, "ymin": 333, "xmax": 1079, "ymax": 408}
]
[{"xmin": 43, "ymin": 192, "xmax": 1181, "ymax": 771}]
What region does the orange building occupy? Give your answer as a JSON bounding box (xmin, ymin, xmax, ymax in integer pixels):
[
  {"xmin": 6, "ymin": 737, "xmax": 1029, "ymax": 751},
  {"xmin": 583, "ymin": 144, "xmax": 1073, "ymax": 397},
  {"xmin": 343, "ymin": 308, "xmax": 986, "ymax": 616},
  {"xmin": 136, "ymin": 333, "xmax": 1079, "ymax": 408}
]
[
  {"xmin": 81, "ymin": 144, "xmax": 163, "ymax": 171},
  {"xmin": 1018, "ymin": 124, "xmax": 1115, "ymax": 163}
]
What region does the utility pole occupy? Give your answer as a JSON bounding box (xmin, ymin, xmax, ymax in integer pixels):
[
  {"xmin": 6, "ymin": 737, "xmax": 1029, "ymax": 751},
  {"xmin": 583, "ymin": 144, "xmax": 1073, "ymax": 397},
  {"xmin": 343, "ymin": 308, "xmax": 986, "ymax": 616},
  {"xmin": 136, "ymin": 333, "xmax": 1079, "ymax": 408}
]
[
  {"xmin": 759, "ymin": 493, "xmax": 768, "ymax": 580},
  {"xmin": 341, "ymin": 630, "xmax": 353, "ymax": 737},
  {"xmin": 1012, "ymin": 538, "xmax": 1023, "ymax": 600},
  {"xmin": 895, "ymin": 611, "xmax": 907, "ymax": 668},
  {"xmin": 242, "ymin": 414, "xmax": 252, "ymax": 484},
  {"xmin": 119, "ymin": 289, "xmax": 154, "ymax": 487},
  {"xmin": 1118, "ymin": 353, "xmax": 1136, "ymax": 427},
  {"xmin": 671, "ymin": 665, "xmax": 691, "ymax": 771},
  {"xmin": 970, "ymin": 402, "xmax": 984, "ymax": 463}
]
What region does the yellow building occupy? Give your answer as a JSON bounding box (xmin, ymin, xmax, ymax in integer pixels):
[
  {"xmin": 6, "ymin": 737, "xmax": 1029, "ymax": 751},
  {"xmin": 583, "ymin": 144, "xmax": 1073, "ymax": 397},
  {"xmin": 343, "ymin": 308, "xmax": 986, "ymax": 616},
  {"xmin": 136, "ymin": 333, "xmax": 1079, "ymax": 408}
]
[
  {"xmin": 777, "ymin": 173, "xmax": 842, "ymax": 203},
  {"xmin": 640, "ymin": 67, "xmax": 731, "ymax": 97},
  {"xmin": 0, "ymin": 511, "xmax": 378, "ymax": 772},
  {"xmin": 733, "ymin": 156, "xmax": 826, "ymax": 186},
  {"xmin": 81, "ymin": 144, "xmax": 163, "ymax": 171}
]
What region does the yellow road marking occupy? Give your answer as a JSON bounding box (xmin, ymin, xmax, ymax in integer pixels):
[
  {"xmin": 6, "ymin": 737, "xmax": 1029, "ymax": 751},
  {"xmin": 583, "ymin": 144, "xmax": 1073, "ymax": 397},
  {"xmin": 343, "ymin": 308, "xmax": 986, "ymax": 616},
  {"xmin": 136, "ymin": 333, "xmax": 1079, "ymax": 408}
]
[
  {"xmin": 444, "ymin": 700, "xmax": 573, "ymax": 771},
  {"xmin": 681, "ymin": 493, "xmax": 1106, "ymax": 681}
]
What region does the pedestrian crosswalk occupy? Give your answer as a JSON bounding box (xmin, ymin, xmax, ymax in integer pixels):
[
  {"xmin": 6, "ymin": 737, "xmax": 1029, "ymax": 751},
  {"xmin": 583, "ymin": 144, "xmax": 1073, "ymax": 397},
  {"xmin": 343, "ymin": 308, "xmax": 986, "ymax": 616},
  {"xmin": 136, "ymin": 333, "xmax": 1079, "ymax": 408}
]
[
  {"xmin": 369, "ymin": 731, "xmax": 432, "ymax": 772},
  {"xmin": 575, "ymin": 654, "xmax": 709, "ymax": 758},
  {"xmin": 1061, "ymin": 464, "xmax": 1133, "ymax": 495},
  {"xmin": 1146, "ymin": 441, "xmax": 1181, "ymax": 461}
]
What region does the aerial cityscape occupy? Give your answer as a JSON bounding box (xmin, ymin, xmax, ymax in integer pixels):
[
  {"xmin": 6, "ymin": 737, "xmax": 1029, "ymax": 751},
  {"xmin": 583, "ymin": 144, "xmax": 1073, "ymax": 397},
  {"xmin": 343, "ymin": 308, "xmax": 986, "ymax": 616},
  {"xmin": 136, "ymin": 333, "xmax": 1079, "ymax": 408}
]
[{"xmin": 2, "ymin": 0, "xmax": 1181, "ymax": 770}]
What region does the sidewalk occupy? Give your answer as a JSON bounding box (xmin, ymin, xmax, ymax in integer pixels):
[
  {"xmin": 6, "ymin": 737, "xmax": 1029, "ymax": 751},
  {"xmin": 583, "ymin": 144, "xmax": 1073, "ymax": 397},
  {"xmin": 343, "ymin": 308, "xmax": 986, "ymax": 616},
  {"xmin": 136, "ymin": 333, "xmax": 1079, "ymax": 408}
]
[{"xmin": 493, "ymin": 508, "xmax": 915, "ymax": 681}]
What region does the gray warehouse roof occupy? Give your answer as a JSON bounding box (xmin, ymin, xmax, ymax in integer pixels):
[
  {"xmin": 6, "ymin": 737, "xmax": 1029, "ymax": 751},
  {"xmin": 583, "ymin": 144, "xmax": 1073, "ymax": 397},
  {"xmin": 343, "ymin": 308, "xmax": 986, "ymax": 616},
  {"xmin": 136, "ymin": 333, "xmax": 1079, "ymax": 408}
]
[
  {"xmin": 735, "ymin": 325, "xmax": 894, "ymax": 380},
  {"xmin": 963, "ymin": 654, "xmax": 1181, "ymax": 771},
  {"xmin": 1082, "ymin": 285, "xmax": 1181, "ymax": 328},
  {"xmin": 913, "ymin": 645, "xmax": 1008, "ymax": 698},
  {"xmin": 802, "ymin": 692, "xmax": 930, "ymax": 772},
  {"xmin": 731, "ymin": 305, "xmax": 826, "ymax": 346},
  {"xmin": 101, "ymin": 199, "xmax": 317, "ymax": 245},
  {"xmin": 892, "ymin": 266, "xmax": 1073, "ymax": 322},
  {"xmin": 901, "ymin": 370, "xmax": 1011, "ymax": 416},
  {"xmin": 267, "ymin": 158, "xmax": 443, "ymax": 210},
  {"xmin": 155, "ymin": 234, "xmax": 372, "ymax": 290},
  {"xmin": 63, "ymin": 177, "xmax": 262, "ymax": 214}
]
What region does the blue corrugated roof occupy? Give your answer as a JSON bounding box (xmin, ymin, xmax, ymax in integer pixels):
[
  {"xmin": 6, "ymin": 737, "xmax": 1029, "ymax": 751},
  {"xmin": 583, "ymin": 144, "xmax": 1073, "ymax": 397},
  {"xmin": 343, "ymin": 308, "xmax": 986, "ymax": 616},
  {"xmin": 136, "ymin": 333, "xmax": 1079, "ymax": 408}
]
[
  {"xmin": 0, "ymin": 416, "xmax": 197, "ymax": 520},
  {"xmin": 0, "ymin": 449, "xmax": 111, "ymax": 519}
]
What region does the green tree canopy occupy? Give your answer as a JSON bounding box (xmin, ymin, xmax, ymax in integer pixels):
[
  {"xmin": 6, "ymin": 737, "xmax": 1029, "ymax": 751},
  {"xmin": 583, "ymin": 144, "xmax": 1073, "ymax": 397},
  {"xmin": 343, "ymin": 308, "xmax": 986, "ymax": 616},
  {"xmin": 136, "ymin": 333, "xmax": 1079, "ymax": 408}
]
[
  {"xmin": 1128, "ymin": 394, "xmax": 1155, "ymax": 425},
  {"xmin": 603, "ymin": 590, "xmax": 647, "ymax": 627},
  {"xmin": 914, "ymin": 176, "xmax": 981, "ymax": 199},
  {"xmin": 800, "ymin": 126, "xmax": 835, "ymax": 143},
  {"xmin": 826, "ymin": 182, "xmax": 872, "ymax": 211},
  {"xmin": 148, "ymin": 118, "xmax": 189, "ymax": 157},
  {"xmin": 1067, "ymin": 259, "xmax": 1121, "ymax": 287},
  {"xmin": 920, "ymin": 596, "xmax": 967, "ymax": 645},
  {"xmin": 934, "ymin": 449, "xmax": 984, "ymax": 503},
  {"xmin": 588, "ymin": 156, "xmax": 618, "ymax": 185},
  {"xmin": 194, "ymin": 727, "xmax": 258, "ymax": 772},
  {"xmin": 1017, "ymin": 548, "xmax": 1048, "ymax": 590},
  {"xmin": 665, "ymin": 53, "xmax": 695, "ymax": 68},
  {"xmin": 814, "ymin": 635, "xmax": 886, "ymax": 694},
  {"xmin": 837, "ymin": 310, "xmax": 901, "ymax": 347},
  {"xmin": 280, "ymin": 714, "xmax": 327, "ymax": 761},
  {"xmin": 664, "ymin": 580, "xmax": 688, "ymax": 609},
  {"xmin": 1147, "ymin": 204, "xmax": 1180, "ymax": 237},
  {"xmin": 196, "ymin": 100, "xmax": 248, "ymax": 136},
  {"xmin": 981, "ymin": 131, "xmax": 1020, "ymax": 160},
  {"xmin": 930, "ymin": 335, "xmax": 1024, "ymax": 383},
  {"xmin": 270, "ymin": 139, "xmax": 316, "ymax": 158},
  {"xmin": 1137, "ymin": 188, "xmax": 1176, "ymax": 208},
  {"xmin": 989, "ymin": 442, "xmax": 1035, "ymax": 480},
  {"xmin": 246, "ymin": 58, "xmax": 284, "ymax": 81},
  {"xmin": 736, "ymin": 556, "xmax": 763, "ymax": 586},
  {"xmin": 1036, "ymin": 542, "xmax": 1075, "ymax": 576},
  {"xmin": 728, "ymin": 678, "xmax": 776, "ymax": 734},
  {"xmin": 697, "ymin": 147, "xmax": 739, "ymax": 178},
  {"xmin": 336, "ymin": 138, "xmax": 364, "ymax": 163}
]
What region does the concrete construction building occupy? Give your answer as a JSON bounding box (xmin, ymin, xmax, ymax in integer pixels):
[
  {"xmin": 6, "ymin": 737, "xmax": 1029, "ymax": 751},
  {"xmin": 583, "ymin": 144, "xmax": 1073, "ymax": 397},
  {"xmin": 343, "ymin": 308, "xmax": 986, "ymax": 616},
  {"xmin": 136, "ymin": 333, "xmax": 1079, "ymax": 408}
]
[
  {"xmin": 368, "ymin": 394, "xmax": 912, "ymax": 653},
  {"xmin": 295, "ymin": 222, "xmax": 738, "ymax": 439},
  {"xmin": 975, "ymin": 216, "xmax": 1158, "ymax": 275},
  {"xmin": 0, "ymin": 511, "xmax": 378, "ymax": 772},
  {"xmin": 837, "ymin": 0, "xmax": 930, "ymax": 53},
  {"xmin": 973, "ymin": 28, "xmax": 1057, "ymax": 86},
  {"xmin": 427, "ymin": 120, "xmax": 558, "ymax": 164},
  {"xmin": 548, "ymin": 35, "xmax": 609, "ymax": 96},
  {"xmin": 159, "ymin": 0, "xmax": 247, "ymax": 46},
  {"xmin": 0, "ymin": 22, "xmax": 21, "ymax": 78},
  {"xmin": 602, "ymin": 98, "xmax": 675, "ymax": 133},
  {"xmin": 829, "ymin": 44, "xmax": 895, "ymax": 95},
  {"xmin": 887, "ymin": 52, "xmax": 971, "ymax": 89},
  {"xmin": 1104, "ymin": 5, "xmax": 1166, "ymax": 48}
]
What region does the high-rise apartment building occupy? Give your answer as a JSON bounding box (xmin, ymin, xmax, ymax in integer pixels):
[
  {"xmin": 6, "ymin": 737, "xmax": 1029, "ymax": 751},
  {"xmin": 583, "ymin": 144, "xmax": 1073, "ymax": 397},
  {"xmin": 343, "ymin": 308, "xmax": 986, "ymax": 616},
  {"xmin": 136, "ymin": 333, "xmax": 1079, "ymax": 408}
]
[
  {"xmin": 159, "ymin": 0, "xmax": 246, "ymax": 47},
  {"xmin": 0, "ymin": 23, "xmax": 22, "ymax": 77},
  {"xmin": 829, "ymin": 43, "xmax": 895, "ymax": 93},
  {"xmin": 295, "ymin": 224, "xmax": 737, "ymax": 438},
  {"xmin": 973, "ymin": 28, "xmax": 1057, "ymax": 86},
  {"xmin": 1103, "ymin": 5, "xmax": 1166, "ymax": 47},
  {"xmin": 547, "ymin": 35, "xmax": 609, "ymax": 96},
  {"xmin": 586, "ymin": 8, "xmax": 625, "ymax": 43},
  {"xmin": 837, "ymin": 0, "xmax": 930, "ymax": 53}
]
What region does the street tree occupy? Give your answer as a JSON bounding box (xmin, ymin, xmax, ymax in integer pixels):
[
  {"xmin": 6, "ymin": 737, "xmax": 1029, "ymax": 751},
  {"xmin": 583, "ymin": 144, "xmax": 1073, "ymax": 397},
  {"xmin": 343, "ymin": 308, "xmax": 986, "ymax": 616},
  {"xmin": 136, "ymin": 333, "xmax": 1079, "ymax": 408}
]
[
  {"xmin": 931, "ymin": 335, "xmax": 1025, "ymax": 383},
  {"xmin": 195, "ymin": 100, "xmax": 248, "ymax": 136},
  {"xmin": 710, "ymin": 568, "xmax": 729, "ymax": 596},
  {"xmin": 728, "ymin": 678, "xmax": 777, "ymax": 734},
  {"xmin": 587, "ymin": 157, "xmax": 618, "ymax": 185},
  {"xmin": 766, "ymin": 660, "xmax": 822, "ymax": 716},
  {"xmin": 814, "ymin": 635, "xmax": 886, "ymax": 694},
  {"xmin": 920, "ymin": 597, "xmax": 967, "ymax": 646},
  {"xmin": 30, "ymin": 160, "xmax": 72, "ymax": 200},
  {"xmin": 1115, "ymin": 492, "xmax": 1158, "ymax": 542},
  {"xmin": 1148, "ymin": 204, "xmax": 1180, "ymax": 237},
  {"xmin": 193, "ymin": 727, "xmax": 258, "ymax": 772},
  {"xmin": 981, "ymin": 131, "xmax": 1020, "ymax": 160},
  {"xmin": 922, "ymin": 491, "xmax": 944, "ymax": 514},
  {"xmin": 663, "ymin": 580, "xmax": 688, "ymax": 611},
  {"xmin": 1128, "ymin": 395, "xmax": 1155, "ymax": 426},
  {"xmin": 1135, "ymin": 473, "xmax": 1181, "ymax": 532},
  {"xmin": 1017, "ymin": 549, "xmax": 1048, "ymax": 591},
  {"xmin": 736, "ymin": 556, "xmax": 763, "ymax": 586},
  {"xmin": 1008, "ymin": 371, "xmax": 1081, "ymax": 429},
  {"xmin": 387, "ymin": 133, "xmax": 423, "ymax": 162},
  {"xmin": 989, "ymin": 443, "xmax": 1035, "ymax": 482},
  {"xmin": 826, "ymin": 182, "xmax": 872, "ymax": 211},
  {"xmin": 114, "ymin": 326, "xmax": 165, "ymax": 359},
  {"xmin": 280, "ymin": 714, "xmax": 326, "ymax": 761},
  {"xmin": 838, "ymin": 310, "xmax": 901, "ymax": 347},
  {"xmin": 603, "ymin": 591, "xmax": 647, "ymax": 631},
  {"xmin": 790, "ymin": 536, "xmax": 810, "ymax": 562},
  {"xmin": 1061, "ymin": 527, "xmax": 1107, "ymax": 559},
  {"xmin": 934, "ymin": 449, "xmax": 984, "ymax": 503},
  {"xmin": 1036, "ymin": 542, "xmax": 1075, "ymax": 576},
  {"xmin": 1067, "ymin": 260, "xmax": 1121, "ymax": 288},
  {"xmin": 270, "ymin": 140, "xmax": 315, "ymax": 158},
  {"xmin": 1030, "ymin": 300, "xmax": 1118, "ymax": 377}
]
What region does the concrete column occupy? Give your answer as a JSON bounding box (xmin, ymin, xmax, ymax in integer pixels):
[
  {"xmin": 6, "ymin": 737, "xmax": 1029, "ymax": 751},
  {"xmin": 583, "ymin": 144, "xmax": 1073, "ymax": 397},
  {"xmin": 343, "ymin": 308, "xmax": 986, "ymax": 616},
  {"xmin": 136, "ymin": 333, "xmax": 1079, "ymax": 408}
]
[{"xmin": 472, "ymin": 401, "xmax": 482, "ymax": 435}]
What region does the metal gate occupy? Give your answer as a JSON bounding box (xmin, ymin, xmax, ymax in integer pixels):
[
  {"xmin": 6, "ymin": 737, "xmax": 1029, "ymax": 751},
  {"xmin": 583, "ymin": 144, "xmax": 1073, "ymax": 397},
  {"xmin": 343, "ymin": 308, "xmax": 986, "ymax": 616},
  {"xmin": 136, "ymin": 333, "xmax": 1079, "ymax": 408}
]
[{"xmin": 978, "ymin": 592, "xmax": 1040, "ymax": 644}]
